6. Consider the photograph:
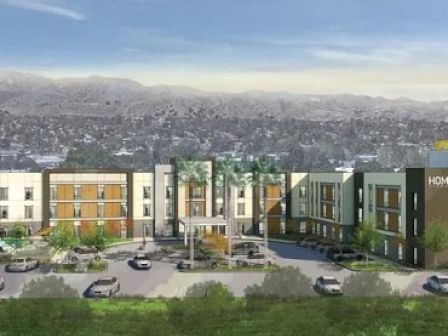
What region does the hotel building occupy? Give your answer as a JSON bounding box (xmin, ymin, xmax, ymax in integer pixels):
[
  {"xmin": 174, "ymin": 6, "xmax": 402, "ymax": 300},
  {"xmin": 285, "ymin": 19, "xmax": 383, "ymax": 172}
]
[{"xmin": 1, "ymin": 158, "xmax": 448, "ymax": 268}]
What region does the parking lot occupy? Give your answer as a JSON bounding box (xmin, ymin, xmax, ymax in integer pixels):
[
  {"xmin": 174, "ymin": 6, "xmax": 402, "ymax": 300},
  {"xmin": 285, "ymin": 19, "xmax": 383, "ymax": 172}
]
[{"xmin": 0, "ymin": 240, "xmax": 444, "ymax": 298}]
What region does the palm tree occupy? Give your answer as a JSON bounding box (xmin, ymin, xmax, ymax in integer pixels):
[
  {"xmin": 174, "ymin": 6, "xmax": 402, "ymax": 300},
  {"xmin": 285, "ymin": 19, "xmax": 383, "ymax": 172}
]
[
  {"xmin": 215, "ymin": 158, "xmax": 250, "ymax": 269},
  {"xmin": 177, "ymin": 158, "xmax": 209, "ymax": 269},
  {"xmin": 250, "ymin": 157, "xmax": 283, "ymax": 268}
]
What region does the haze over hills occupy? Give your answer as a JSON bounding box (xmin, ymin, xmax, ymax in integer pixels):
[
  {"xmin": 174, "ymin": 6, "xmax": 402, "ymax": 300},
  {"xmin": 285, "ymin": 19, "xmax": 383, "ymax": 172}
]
[{"xmin": 1, "ymin": 70, "xmax": 448, "ymax": 121}]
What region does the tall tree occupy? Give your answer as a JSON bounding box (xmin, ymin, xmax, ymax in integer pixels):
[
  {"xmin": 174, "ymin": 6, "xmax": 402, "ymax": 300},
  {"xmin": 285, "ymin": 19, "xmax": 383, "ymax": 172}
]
[
  {"xmin": 250, "ymin": 157, "xmax": 283, "ymax": 268},
  {"xmin": 352, "ymin": 216, "xmax": 381, "ymax": 265},
  {"xmin": 215, "ymin": 158, "xmax": 250, "ymax": 269},
  {"xmin": 177, "ymin": 158, "xmax": 209, "ymax": 269},
  {"xmin": 421, "ymin": 219, "xmax": 448, "ymax": 268}
]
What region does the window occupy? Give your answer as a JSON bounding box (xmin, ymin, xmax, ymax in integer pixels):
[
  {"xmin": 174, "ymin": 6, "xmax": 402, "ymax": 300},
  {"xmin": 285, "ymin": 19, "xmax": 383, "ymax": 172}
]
[
  {"xmin": 384, "ymin": 189, "xmax": 389, "ymax": 207},
  {"xmin": 216, "ymin": 202, "xmax": 224, "ymax": 216},
  {"xmin": 322, "ymin": 224, "xmax": 327, "ymax": 237},
  {"xmin": 358, "ymin": 208, "xmax": 363, "ymax": 223},
  {"xmin": 49, "ymin": 205, "xmax": 56, "ymax": 219},
  {"xmin": 0, "ymin": 188, "xmax": 7, "ymax": 201},
  {"xmin": 414, "ymin": 248, "xmax": 418, "ymax": 265},
  {"xmin": 24, "ymin": 206, "xmax": 33, "ymax": 219},
  {"xmin": 143, "ymin": 204, "xmax": 151, "ymax": 217},
  {"xmin": 190, "ymin": 186, "xmax": 202, "ymax": 198},
  {"xmin": 237, "ymin": 203, "xmax": 245, "ymax": 216},
  {"xmin": 121, "ymin": 186, "xmax": 127, "ymax": 199},
  {"xmin": 312, "ymin": 223, "xmax": 316, "ymax": 234},
  {"xmin": 74, "ymin": 185, "xmax": 81, "ymax": 200},
  {"xmin": 413, "ymin": 218, "xmax": 418, "ymax": 236},
  {"xmin": 237, "ymin": 186, "xmax": 245, "ymax": 198},
  {"xmin": 215, "ymin": 186, "xmax": 224, "ymax": 198},
  {"xmin": 299, "ymin": 185, "xmax": 307, "ymax": 198},
  {"xmin": 97, "ymin": 185, "xmax": 105, "ymax": 199},
  {"xmin": 398, "ymin": 243, "xmax": 403, "ymax": 260},
  {"xmin": 190, "ymin": 202, "xmax": 203, "ymax": 216},
  {"xmin": 50, "ymin": 186, "xmax": 57, "ymax": 200},
  {"xmin": 74, "ymin": 203, "xmax": 81, "ymax": 218},
  {"xmin": 316, "ymin": 224, "xmax": 321, "ymax": 235},
  {"xmin": 398, "ymin": 215, "xmax": 402, "ymax": 233},
  {"xmin": 25, "ymin": 187, "xmax": 33, "ymax": 200},
  {"xmin": 384, "ymin": 213, "xmax": 389, "ymax": 231},
  {"xmin": 166, "ymin": 187, "xmax": 173, "ymax": 199},
  {"xmin": 322, "ymin": 186, "xmax": 327, "ymax": 200},
  {"xmin": 120, "ymin": 203, "xmax": 127, "ymax": 217},
  {"xmin": 0, "ymin": 206, "xmax": 7, "ymax": 219},
  {"xmin": 98, "ymin": 203, "xmax": 104, "ymax": 218},
  {"xmin": 143, "ymin": 186, "xmax": 151, "ymax": 199},
  {"xmin": 331, "ymin": 186, "xmax": 335, "ymax": 200},
  {"xmin": 358, "ymin": 188, "xmax": 363, "ymax": 202},
  {"xmin": 322, "ymin": 205, "xmax": 327, "ymax": 218},
  {"xmin": 165, "ymin": 203, "xmax": 174, "ymax": 217},
  {"xmin": 368, "ymin": 184, "xmax": 373, "ymax": 205},
  {"xmin": 413, "ymin": 193, "xmax": 418, "ymax": 210},
  {"xmin": 384, "ymin": 240, "xmax": 389, "ymax": 256},
  {"xmin": 398, "ymin": 191, "xmax": 402, "ymax": 207},
  {"xmin": 299, "ymin": 221, "xmax": 306, "ymax": 233},
  {"xmin": 299, "ymin": 202, "xmax": 307, "ymax": 215}
]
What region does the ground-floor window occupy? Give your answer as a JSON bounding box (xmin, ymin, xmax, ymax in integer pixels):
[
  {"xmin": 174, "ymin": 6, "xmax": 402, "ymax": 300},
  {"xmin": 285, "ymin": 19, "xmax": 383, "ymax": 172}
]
[
  {"xmin": 299, "ymin": 221, "xmax": 306, "ymax": 233},
  {"xmin": 398, "ymin": 243, "xmax": 403, "ymax": 260},
  {"xmin": 384, "ymin": 240, "xmax": 389, "ymax": 256},
  {"xmin": 414, "ymin": 248, "xmax": 418, "ymax": 265},
  {"xmin": 322, "ymin": 224, "xmax": 327, "ymax": 238},
  {"xmin": 339, "ymin": 229, "xmax": 343, "ymax": 242},
  {"xmin": 316, "ymin": 224, "xmax": 321, "ymax": 235}
]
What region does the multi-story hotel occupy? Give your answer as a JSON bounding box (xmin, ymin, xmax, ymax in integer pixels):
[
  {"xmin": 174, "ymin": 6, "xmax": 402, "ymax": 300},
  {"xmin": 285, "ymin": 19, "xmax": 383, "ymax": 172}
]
[{"xmin": 2, "ymin": 157, "xmax": 448, "ymax": 268}]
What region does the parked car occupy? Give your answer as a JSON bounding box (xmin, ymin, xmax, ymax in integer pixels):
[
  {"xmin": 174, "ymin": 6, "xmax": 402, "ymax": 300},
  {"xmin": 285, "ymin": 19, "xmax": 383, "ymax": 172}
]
[
  {"xmin": 68, "ymin": 246, "xmax": 103, "ymax": 262},
  {"xmin": 299, "ymin": 237, "xmax": 319, "ymax": 248},
  {"xmin": 0, "ymin": 246, "xmax": 14, "ymax": 261},
  {"xmin": 317, "ymin": 242, "xmax": 337, "ymax": 254},
  {"xmin": 7, "ymin": 257, "xmax": 39, "ymax": 272},
  {"xmin": 131, "ymin": 253, "xmax": 151, "ymax": 269},
  {"xmin": 230, "ymin": 242, "xmax": 259, "ymax": 256},
  {"xmin": 0, "ymin": 276, "xmax": 4, "ymax": 290},
  {"xmin": 327, "ymin": 247, "xmax": 363, "ymax": 262},
  {"xmin": 427, "ymin": 275, "xmax": 448, "ymax": 294},
  {"xmin": 236, "ymin": 253, "xmax": 274, "ymax": 267},
  {"xmin": 177, "ymin": 252, "xmax": 219, "ymax": 270},
  {"xmin": 88, "ymin": 276, "xmax": 120, "ymax": 298},
  {"xmin": 315, "ymin": 276, "xmax": 343, "ymax": 296}
]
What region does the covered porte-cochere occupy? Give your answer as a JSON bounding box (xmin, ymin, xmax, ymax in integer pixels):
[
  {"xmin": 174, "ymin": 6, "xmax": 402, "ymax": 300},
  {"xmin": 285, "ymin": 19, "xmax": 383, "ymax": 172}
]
[{"xmin": 178, "ymin": 217, "xmax": 228, "ymax": 245}]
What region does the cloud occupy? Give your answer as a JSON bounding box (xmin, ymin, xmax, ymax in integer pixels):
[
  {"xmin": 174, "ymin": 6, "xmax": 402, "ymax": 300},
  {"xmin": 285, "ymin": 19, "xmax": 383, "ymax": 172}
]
[{"xmin": 0, "ymin": 0, "xmax": 86, "ymax": 20}]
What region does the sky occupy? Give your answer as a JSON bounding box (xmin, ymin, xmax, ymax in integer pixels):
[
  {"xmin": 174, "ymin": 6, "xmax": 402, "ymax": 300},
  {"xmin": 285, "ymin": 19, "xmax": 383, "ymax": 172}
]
[{"xmin": 1, "ymin": 0, "xmax": 448, "ymax": 100}]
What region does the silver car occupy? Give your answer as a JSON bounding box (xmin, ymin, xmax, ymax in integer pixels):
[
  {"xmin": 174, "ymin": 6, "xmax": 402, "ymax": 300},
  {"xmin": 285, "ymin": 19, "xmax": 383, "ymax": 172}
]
[
  {"xmin": 131, "ymin": 253, "xmax": 151, "ymax": 269},
  {"xmin": 315, "ymin": 276, "xmax": 343, "ymax": 296},
  {"xmin": 0, "ymin": 276, "xmax": 5, "ymax": 290},
  {"xmin": 236, "ymin": 253, "xmax": 274, "ymax": 266},
  {"xmin": 427, "ymin": 275, "xmax": 448, "ymax": 293},
  {"xmin": 88, "ymin": 276, "xmax": 120, "ymax": 298},
  {"xmin": 7, "ymin": 257, "xmax": 39, "ymax": 272},
  {"xmin": 68, "ymin": 246, "xmax": 103, "ymax": 263}
]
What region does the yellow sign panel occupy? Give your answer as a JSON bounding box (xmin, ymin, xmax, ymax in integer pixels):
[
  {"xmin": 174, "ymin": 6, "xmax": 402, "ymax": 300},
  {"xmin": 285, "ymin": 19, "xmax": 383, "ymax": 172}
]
[{"xmin": 434, "ymin": 140, "xmax": 448, "ymax": 151}]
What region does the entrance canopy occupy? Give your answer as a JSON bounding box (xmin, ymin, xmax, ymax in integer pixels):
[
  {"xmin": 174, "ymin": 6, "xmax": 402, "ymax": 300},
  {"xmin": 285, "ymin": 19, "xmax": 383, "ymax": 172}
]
[{"xmin": 179, "ymin": 217, "xmax": 227, "ymax": 227}]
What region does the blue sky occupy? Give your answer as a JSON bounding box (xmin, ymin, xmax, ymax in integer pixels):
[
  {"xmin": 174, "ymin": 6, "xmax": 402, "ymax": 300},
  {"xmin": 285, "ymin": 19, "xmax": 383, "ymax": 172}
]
[{"xmin": 1, "ymin": 0, "xmax": 448, "ymax": 100}]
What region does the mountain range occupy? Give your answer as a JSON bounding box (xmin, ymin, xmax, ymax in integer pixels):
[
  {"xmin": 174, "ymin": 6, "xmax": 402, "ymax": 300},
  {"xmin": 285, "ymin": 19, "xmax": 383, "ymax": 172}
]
[{"xmin": 1, "ymin": 70, "xmax": 448, "ymax": 121}]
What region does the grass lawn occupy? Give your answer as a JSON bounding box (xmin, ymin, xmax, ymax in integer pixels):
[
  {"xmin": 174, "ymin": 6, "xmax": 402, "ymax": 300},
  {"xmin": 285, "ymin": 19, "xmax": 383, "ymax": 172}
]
[
  {"xmin": 54, "ymin": 260, "xmax": 108, "ymax": 273},
  {"xmin": 2, "ymin": 297, "xmax": 448, "ymax": 335},
  {"xmin": 182, "ymin": 264, "xmax": 279, "ymax": 273},
  {"xmin": 341, "ymin": 260, "xmax": 403, "ymax": 272}
]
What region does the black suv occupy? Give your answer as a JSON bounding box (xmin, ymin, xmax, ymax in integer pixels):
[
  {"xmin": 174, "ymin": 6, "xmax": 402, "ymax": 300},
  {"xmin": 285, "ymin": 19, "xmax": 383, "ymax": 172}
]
[
  {"xmin": 177, "ymin": 252, "xmax": 219, "ymax": 270},
  {"xmin": 231, "ymin": 242, "xmax": 259, "ymax": 256},
  {"xmin": 326, "ymin": 247, "xmax": 363, "ymax": 262}
]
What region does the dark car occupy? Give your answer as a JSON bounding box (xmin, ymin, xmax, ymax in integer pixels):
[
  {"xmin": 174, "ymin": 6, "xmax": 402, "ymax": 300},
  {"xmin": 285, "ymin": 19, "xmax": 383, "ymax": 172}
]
[
  {"xmin": 231, "ymin": 242, "xmax": 259, "ymax": 256},
  {"xmin": 298, "ymin": 237, "xmax": 319, "ymax": 248},
  {"xmin": 317, "ymin": 242, "xmax": 337, "ymax": 254},
  {"xmin": 177, "ymin": 252, "xmax": 219, "ymax": 270},
  {"xmin": 327, "ymin": 247, "xmax": 363, "ymax": 262}
]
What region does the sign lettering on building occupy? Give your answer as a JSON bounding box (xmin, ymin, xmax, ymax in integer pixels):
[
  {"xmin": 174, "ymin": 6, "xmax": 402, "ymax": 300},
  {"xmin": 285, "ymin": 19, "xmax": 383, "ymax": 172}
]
[{"xmin": 428, "ymin": 176, "xmax": 448, "ymax": 188}]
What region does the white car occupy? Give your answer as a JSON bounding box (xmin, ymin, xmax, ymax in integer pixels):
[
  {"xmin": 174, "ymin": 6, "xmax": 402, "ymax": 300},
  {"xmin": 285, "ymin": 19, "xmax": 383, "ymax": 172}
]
[
  {"xmin": 131, "ymin": 253, "xmax": 151, "ymax": 269},
  {"xmin": 236, "ymin": 253, "xmax": 274, "ymax": 266},
  {"xmin": 7, "ymin": 257, "xmax": 39, "ymax": 272},
  {"xmin": 427, "ymin": 275, "xmax": 448, "ymax": 293},
  {"xmin": 88, "ymin": 276, "xmax": 120, "ymax": 298},
  {"xmin": 67, "ymin": 246, "xmax": 103, "ymax": 263},
  {"xmin": 0, "ymin": 276, "xmax": 4, "ymax": 290},
  {"xmin": 315, "ymin": 276, "xmax": 343, "ymax": 296}
]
